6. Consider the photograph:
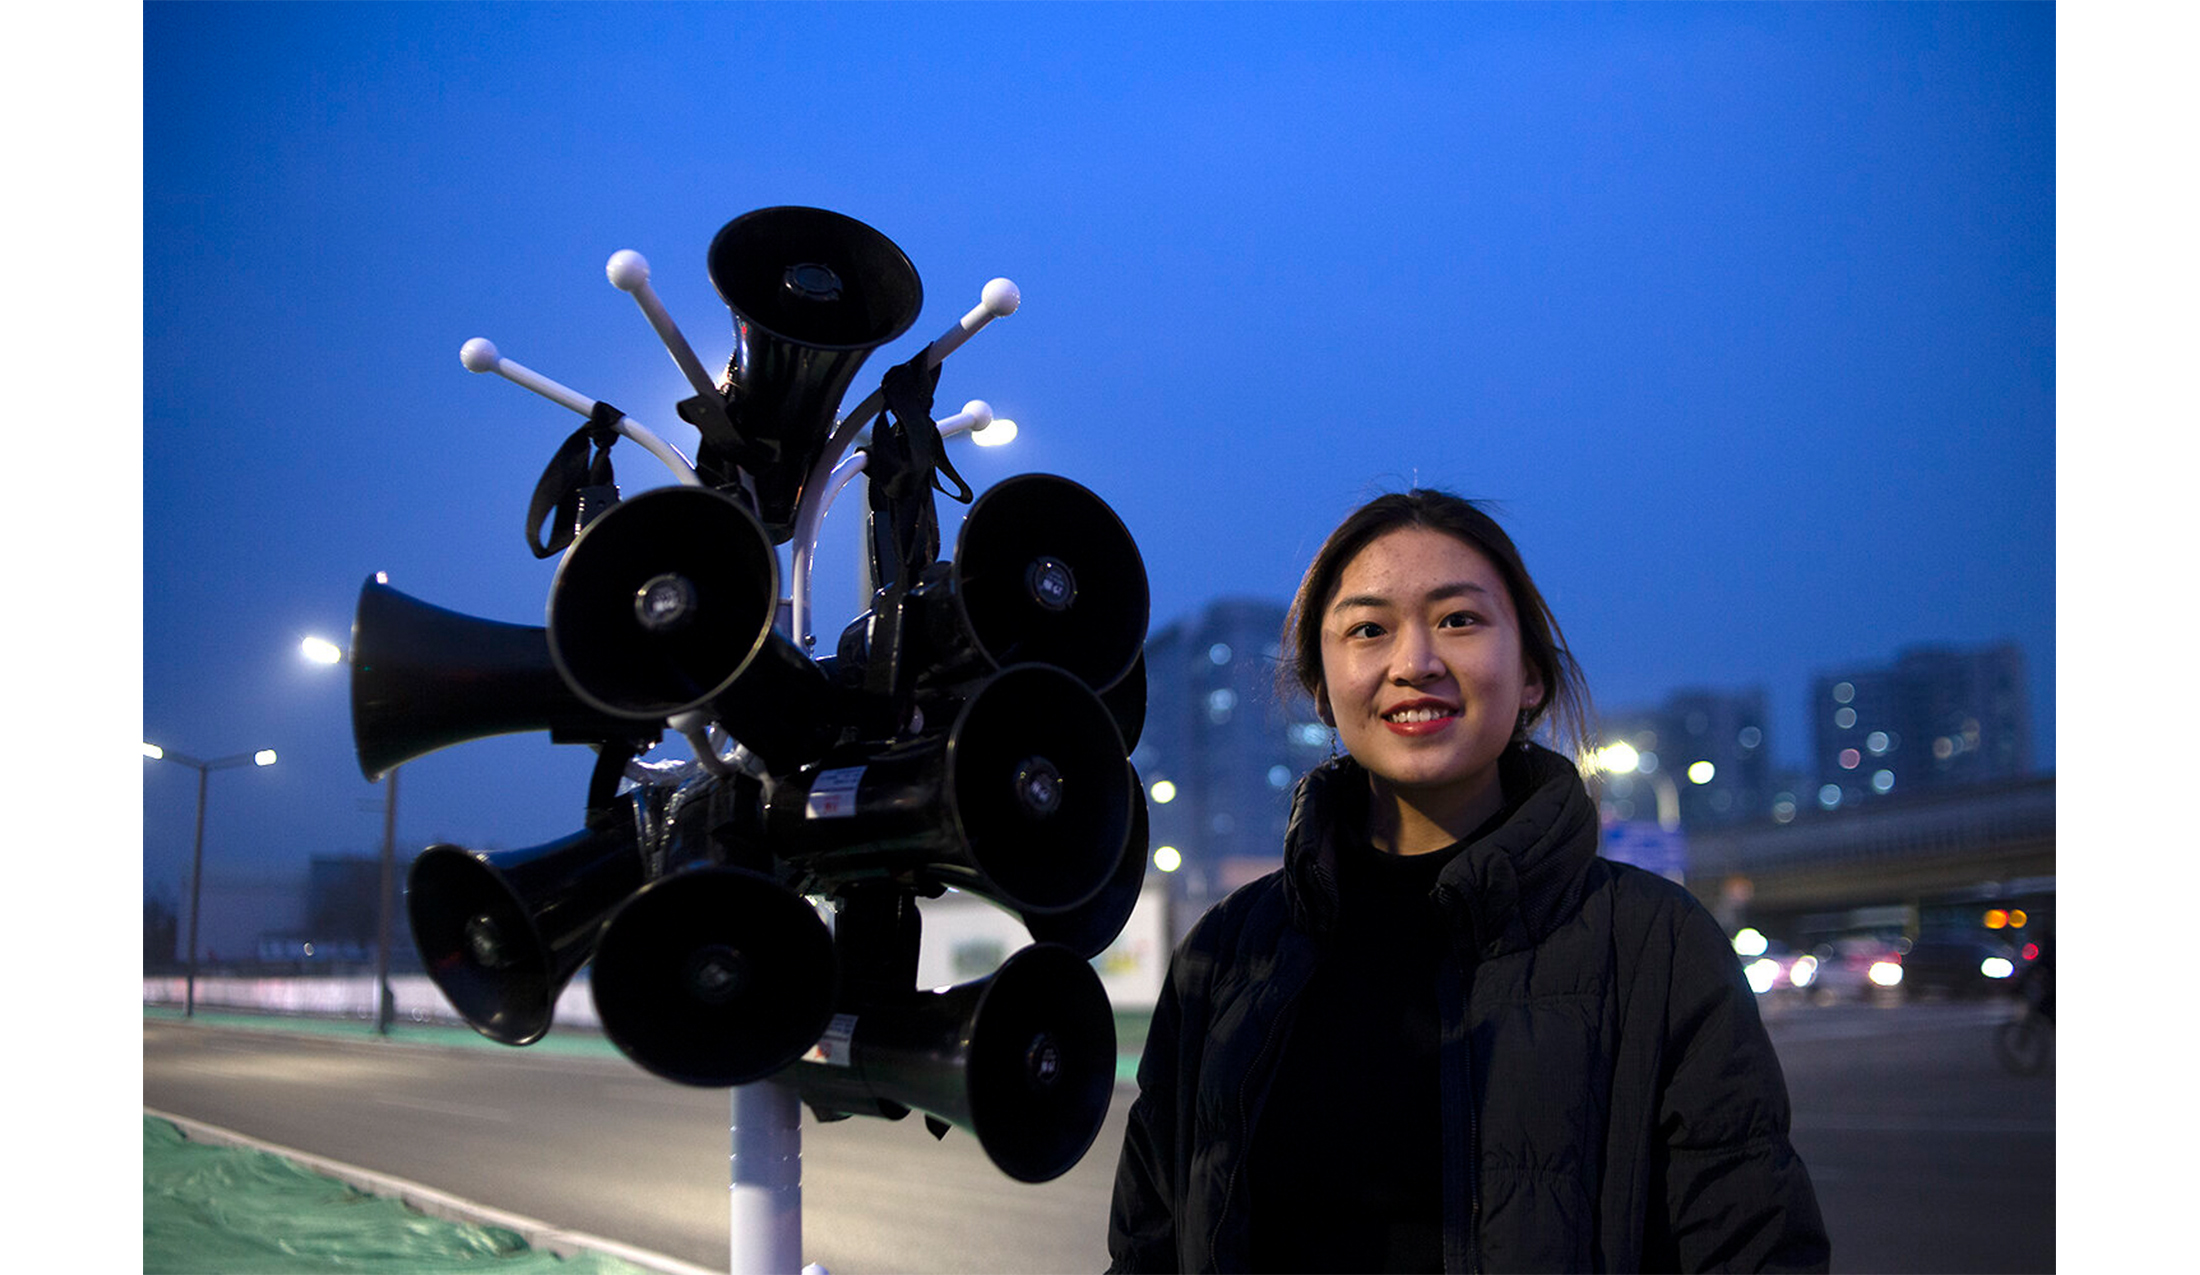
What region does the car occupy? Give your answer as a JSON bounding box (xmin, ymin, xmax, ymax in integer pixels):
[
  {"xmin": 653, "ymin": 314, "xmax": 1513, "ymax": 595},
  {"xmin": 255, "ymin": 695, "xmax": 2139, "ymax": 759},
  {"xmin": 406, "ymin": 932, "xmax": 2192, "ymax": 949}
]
[
  {"xmin": 1798, "ymin": 936, "xmax": 1908, "ymax": 1005},
  {"xmin": 1897, "ymin": 933, "xmax": 2020, "ymax": 999},
  {"xmin": 1739, "ymin": 940, "xmax": 1808, "ymax": 996}
]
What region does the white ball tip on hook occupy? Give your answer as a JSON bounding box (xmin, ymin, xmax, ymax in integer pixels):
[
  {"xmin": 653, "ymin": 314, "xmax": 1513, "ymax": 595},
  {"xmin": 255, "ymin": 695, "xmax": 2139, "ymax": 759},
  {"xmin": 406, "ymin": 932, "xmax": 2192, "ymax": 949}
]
[
  {"xmin": 962, "ymin": 400, "xmax": 994, "ymax": 429},
  {"xmin": 981, "ymin": 278, "xmax": 1021, "ymax": 317},
  {"xmin": 459, "ymin": 337, "xmax": 501, "ymax": 373},
  {"xmin": 606, "ymin": 250, "xmax": 651, "ymax": 292}
]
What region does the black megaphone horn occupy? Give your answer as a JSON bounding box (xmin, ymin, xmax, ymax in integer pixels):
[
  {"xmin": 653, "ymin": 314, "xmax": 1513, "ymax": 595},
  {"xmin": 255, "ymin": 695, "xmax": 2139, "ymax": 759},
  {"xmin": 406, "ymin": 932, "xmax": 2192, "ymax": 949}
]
[
  {"xmin": 589, "ymin": 865, "xmax": 841, "ymax": 1087},
  {"xmin": 704, "ymin": 206, "xmax": 923, "ymax": 540},
  {"xmin": 405, "ymin": 793, "xmax": 650, "ymax": 1046},
  {"xmin": 349, "ymin": 575, "xmax": 658, "ymax": 782},
  {"xmin": 793, "ymin": 942, "xmax": 1117, "ymax": 1183},
  {"xmin": 912, "ymin": 473, "xmax": 1149, "ymax": 697},
  {"xmin": 546, "ymin": 484, "xmax": 843, "ymax": 772},
  {"xmin": 764, "ymin": 663, "xmax": 1133, "ymax": 918},
  {"xmin": 1018, "ymin": 765, "xmax": 1151, "ymax": 960}
]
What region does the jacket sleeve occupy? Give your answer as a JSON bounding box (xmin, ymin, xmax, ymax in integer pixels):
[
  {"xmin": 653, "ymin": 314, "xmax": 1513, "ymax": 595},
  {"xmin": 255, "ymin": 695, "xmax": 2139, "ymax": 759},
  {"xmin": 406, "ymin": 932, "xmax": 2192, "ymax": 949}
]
[
  {"xmin": 1649, "ymin": 901, "xmax": 1831, "ymax": 1273},
  {"xmin": 1106, "ymin": 949, "xmax": 1188, "ymax": 1273}
]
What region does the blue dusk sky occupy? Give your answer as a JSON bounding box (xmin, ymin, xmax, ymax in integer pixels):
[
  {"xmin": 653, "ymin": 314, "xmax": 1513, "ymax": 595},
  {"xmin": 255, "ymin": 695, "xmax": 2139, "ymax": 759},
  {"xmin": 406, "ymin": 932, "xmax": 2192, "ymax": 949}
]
[
  {"xmin": 33, "ymin": 3, "xmax": 2173, "ymax": 930},
  {"xmin": 120, "ymin": 1, "xmax": 2074, "ymax": 903}
]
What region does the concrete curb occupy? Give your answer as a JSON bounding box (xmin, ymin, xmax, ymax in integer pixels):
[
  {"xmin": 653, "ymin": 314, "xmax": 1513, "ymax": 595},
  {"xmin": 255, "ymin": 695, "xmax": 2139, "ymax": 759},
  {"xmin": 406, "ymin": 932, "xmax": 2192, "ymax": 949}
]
[{"xmin": 146, "ymin": 1107, "xmax": 724, "ymax": 1275}]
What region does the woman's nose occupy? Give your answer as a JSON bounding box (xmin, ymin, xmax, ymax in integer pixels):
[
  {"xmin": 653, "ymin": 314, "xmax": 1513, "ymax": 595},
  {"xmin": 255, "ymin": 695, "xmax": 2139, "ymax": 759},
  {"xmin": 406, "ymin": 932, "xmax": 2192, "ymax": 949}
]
[{"xmin": 1389, "ymin": 625, "xmax": 1443, "ymax": 682}]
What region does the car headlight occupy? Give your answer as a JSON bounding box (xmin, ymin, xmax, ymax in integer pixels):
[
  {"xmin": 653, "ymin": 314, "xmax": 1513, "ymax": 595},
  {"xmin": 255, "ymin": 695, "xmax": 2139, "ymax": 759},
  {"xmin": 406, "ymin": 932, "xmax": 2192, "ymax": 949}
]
[
  {"xmin": 1788, "ymin": 954, "xmax": 1818, "ymax": 988},
  {"xmin": 1980, "ymin": 956, "xmax": 2015, "ymax": 979},
  {"xmin": 1869, "ymin": 960, "xmax": 1904, "ymax": 987},
  {"xmin": 1745, "ymin": 957, "xmax": 1781, "ymax": 994}
]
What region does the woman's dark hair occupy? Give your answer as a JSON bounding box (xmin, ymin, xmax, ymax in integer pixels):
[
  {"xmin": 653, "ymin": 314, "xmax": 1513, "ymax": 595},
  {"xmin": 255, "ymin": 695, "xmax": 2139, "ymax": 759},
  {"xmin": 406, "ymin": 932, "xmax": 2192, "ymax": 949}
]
[{"xmin": 1279, "ymin": 489, "xmax": 1592, "ymax": 763}]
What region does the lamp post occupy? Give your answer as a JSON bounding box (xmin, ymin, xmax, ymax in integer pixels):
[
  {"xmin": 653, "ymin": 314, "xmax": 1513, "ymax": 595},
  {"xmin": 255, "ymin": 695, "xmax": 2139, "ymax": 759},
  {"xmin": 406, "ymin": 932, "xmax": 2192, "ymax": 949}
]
[
  {"xmin": 303, "ymin": 634, "xmax": 399, "ymax": 1036},
  {"xmin": 144, "ymin": 743, "xmax": 277, "ymax": 1017},
  {"xmin": 1590, "ymin": 740, "xmax": 1681, "ymax": 832}
]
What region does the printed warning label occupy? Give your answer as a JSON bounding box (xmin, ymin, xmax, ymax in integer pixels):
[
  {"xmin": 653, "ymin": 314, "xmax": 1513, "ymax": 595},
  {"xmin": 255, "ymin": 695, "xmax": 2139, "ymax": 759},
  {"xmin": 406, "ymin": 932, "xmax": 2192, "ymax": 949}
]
[
  {"xmin": 805, "ymin": 767, "xmax": 865, "ymax": 819},
  {"xmin": 801, "ymin": 1013, "xmax": 860, "ymax": 1067}
]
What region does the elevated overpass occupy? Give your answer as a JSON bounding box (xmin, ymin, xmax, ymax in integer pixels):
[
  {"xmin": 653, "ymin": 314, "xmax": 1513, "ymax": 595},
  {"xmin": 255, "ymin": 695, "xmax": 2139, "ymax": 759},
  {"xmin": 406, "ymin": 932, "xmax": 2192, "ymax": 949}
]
[{"xmin": 1678, "ymin": 774, "xmax": 2055, "ymax": 934}]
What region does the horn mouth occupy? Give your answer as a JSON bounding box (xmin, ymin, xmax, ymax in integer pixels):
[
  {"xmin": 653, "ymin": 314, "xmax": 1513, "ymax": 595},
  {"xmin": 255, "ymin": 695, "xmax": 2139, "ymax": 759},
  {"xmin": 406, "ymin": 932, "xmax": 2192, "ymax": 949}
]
[
  {"xmin": 590, "ymin": 867, "xmax": 840, "ymax": 1087},
  {"xmin": 950, "ymin": 474, "xmax": 1150, "ymax": 693},
  {"xmin": 964, "ymin": 943, "xmax": 1117, "ymax": 1183},
  {"xmin": 708, "ymin": 206, "xmax": 922, "ymax": 352},
  {"xmin": 547, "ymin": 487, "xmax": 782, "ymax": 719},
  {"xmin": 406, "ymin": 842, "xmax": 598, "ymax": 1046},
  {"xmin": 947, "ymin": 665, "xmax": 1133, "ymax": 915}
]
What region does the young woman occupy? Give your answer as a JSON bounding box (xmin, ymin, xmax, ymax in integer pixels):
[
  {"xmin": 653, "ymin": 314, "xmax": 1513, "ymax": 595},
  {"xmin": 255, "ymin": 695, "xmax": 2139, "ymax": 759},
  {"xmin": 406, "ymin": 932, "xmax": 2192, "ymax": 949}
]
[{"xmin": 1107, "ymin": 490, "xmax": 1828, "ymax": 1273}]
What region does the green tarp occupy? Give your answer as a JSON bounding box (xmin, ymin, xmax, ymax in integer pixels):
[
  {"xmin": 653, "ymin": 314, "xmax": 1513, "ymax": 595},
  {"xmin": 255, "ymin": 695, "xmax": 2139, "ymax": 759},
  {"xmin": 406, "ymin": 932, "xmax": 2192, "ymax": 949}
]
[{"xmin": 143, "ymin": 1116, "xmax": 653, "ymax": 1274}]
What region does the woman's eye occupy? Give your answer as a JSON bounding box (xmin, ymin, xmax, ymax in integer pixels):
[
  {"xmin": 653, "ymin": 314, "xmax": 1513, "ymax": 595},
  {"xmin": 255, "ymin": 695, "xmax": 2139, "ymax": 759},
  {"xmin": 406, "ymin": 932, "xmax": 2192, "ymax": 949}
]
[
  {"xmin": 1344, "ymin": 621, "xmax": 1385, "ymax": 639},
  {"xmin": 1439, "ymin": 611, "xmax": 1479, "ymax": 629}
]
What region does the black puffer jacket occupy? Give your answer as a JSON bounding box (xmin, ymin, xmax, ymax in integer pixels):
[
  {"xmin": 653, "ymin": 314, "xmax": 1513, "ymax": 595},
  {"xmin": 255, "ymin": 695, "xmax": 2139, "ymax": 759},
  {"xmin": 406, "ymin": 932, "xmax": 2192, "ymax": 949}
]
[{"xmin": 1106, "ymin": 744, "xmax": 1829, "ymax": 1273}]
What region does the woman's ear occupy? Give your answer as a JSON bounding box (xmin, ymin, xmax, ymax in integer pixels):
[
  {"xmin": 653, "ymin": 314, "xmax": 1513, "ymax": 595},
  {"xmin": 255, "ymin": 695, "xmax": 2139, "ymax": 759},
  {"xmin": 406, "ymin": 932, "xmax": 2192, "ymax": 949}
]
[{"xmin": 1314, "ymin": 684, "xmax": 1334, "ymax": 727}]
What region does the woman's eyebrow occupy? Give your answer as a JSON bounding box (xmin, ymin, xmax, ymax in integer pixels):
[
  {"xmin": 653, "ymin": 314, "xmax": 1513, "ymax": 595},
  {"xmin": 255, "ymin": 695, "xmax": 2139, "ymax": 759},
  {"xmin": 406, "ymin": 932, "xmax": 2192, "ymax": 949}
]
[{"xmin": 1330, "ymin": 581, "xmax": 1492, "ymax": 613}]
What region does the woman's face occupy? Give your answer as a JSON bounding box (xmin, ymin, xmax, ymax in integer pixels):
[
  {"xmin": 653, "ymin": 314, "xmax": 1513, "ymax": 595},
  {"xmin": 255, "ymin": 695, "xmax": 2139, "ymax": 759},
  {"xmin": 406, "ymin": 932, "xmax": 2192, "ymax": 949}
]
[{"xmin": 1316, "ymin": 527, "xmax": 1544, "ymax": 814}]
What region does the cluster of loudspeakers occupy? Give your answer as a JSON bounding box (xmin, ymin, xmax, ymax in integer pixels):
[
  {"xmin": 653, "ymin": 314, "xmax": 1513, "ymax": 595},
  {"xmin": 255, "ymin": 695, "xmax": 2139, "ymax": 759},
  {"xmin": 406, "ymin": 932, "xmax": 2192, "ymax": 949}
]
[{"xmin": 351, "ymin": 208, "xmax": 1149, "ymax": 1183}]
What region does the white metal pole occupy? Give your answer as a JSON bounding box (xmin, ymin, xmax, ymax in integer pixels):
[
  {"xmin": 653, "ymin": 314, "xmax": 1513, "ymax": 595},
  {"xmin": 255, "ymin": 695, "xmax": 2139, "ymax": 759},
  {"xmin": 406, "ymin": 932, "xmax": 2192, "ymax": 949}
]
[{"xmin": 728, "ymin": 1080, "xmax": 806, "ymax": 1275}]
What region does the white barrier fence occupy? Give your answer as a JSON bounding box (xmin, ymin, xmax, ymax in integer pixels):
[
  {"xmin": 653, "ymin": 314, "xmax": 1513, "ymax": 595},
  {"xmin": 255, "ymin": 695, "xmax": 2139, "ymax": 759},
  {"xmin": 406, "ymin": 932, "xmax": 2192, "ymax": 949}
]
[{"xmin": 144, "ymin": 887, "xmax": 1171, "ymax": 1028}]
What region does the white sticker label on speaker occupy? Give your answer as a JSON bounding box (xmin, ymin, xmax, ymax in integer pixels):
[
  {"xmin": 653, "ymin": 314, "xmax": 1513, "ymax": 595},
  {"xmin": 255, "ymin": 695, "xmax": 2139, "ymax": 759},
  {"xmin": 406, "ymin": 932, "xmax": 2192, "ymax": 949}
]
[
  {"xmin": 805, "ymin": 767, "xmax": 865, "ymax": 819},
  {"xmin": 802, "ymin": 1013, "xmax": 859, "ymax": 1067}
]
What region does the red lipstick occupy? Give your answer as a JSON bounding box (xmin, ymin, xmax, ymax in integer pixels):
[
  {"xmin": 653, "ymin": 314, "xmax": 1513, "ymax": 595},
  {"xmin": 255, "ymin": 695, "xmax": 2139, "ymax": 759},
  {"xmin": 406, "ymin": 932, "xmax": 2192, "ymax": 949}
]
[{"xmin": 1380, "ymin": 698, "xmax": 1460, "ymax": 737}]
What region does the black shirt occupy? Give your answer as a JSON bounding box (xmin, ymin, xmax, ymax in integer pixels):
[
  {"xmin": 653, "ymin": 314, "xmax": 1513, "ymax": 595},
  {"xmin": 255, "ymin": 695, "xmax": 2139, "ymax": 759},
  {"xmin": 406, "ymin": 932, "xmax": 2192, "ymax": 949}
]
[{"xmin": 1243, "ymin": 793, "xmax": 1512, "ymax": 1273}]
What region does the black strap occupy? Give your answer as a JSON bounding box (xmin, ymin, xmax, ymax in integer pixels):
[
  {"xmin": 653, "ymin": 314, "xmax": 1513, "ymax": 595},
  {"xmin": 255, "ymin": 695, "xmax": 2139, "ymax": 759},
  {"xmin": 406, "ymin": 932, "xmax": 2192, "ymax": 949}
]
[
  {"xmin": 864, "ymin": 353, "xmax": 974, "ymax": 590},
  {"xmin": 526, "ymin": 402, "xmax": 624, "ymax": 558}
]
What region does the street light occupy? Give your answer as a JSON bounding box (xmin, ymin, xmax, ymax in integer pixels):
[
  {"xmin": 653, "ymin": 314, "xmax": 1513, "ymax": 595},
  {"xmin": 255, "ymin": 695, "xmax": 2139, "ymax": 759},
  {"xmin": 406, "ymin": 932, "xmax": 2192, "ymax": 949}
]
[
  {"xmin": 1589, "ymin": 740, "xmax": 1681, "ymax": 832},
  {"xmin": 144, "ymin": 743, "xmax": 277, "ymax": 1017},
  {"xmin": 302, "ymin": 633, "xmax": 401, "ymax": 1036}
]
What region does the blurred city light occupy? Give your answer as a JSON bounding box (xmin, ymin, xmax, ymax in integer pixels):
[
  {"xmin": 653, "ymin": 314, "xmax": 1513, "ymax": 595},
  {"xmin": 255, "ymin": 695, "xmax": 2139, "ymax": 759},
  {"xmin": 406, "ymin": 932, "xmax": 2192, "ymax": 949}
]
[
  {"xmin": 1980, "ymin": 956, "xmax": 2015, "ymax": 980},
  {"xmin": 1869, "ymin": 959, "xmax": 1904, "ymax": 988},
  {"xmin": 1687, "ymin": 760, "xmax": 1716, "ymax": 785},
  {"xmin": 1153, "ymin": 845, "xmax": 1182, "ymax": 873},
  {"xmin": 1149, "ymin": 779, "xmax": 1178, "ymax": 804},
  {"xmin": 144, "ymin": 743, "xmax": 165, "ymax": 760},
  {"xmin": 254, "ymin": 750, "xmax": 278, "ymax": 767},
  {"xmin": 971, "ymin": 417, "xmax": 1018, "ymax": 447},
  {"xmin": 300, "ymin": 635, "xmax": 344, "ymax": 665},
  {"xmin": 1732, "ymin": 927, "xmax": 1769, "ymax": 957},
  {"xmin": 1592, "ymin": 741, "xmax": 1641, "ymax": 774}
]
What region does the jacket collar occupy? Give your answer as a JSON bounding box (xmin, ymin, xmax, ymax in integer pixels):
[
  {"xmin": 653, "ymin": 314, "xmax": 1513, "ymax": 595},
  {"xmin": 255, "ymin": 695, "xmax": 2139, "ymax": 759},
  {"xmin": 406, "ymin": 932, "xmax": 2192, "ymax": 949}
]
[{"xmin": 1282, "ymin": 742, "xmax": 1600, "ymax": 957}]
